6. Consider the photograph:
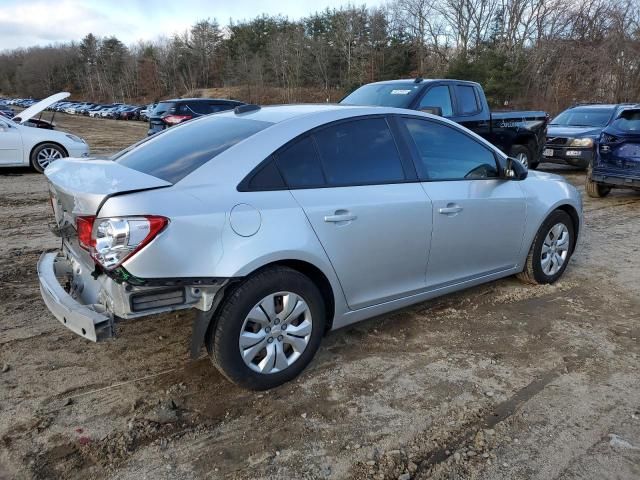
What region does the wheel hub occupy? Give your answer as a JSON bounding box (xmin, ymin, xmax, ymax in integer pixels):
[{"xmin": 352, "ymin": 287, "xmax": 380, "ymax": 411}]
[
  {"xmin": 239, "ymin": 292, "xmax": 312, "ymax": 374},
  {"xmin": 540, "ymin": 223, "xmax": 570, "ymax": 276}
]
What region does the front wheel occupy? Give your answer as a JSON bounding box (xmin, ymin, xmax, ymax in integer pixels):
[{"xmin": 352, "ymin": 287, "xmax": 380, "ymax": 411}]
[
  {"xmin": 208, "ymin": 266, "xmax": 325, "ymax": 390},
  {"xmin": 30, "ymin": 143, "xmax": 66, "ymax": 173},
  {"xmin": 517, "ymin": 210, "xmax": 575, "ymax": 285}
]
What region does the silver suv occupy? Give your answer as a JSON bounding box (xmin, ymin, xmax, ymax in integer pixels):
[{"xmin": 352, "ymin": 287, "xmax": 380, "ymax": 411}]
[{"xmin": 38, "ymin": 104, "xmax": 582, "ymax": 390}]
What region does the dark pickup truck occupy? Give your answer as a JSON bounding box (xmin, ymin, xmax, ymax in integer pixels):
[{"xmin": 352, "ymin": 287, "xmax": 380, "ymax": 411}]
[{"xmin": 340, "ymin": 79, "xmax": 549, "ymax": 169}]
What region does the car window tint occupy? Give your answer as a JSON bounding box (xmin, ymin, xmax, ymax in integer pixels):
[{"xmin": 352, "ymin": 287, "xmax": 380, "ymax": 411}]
[
  {"xmin": 402, "ymin": 118, "xmax": 498, "ymax": 180},
  {"xmin": 248, "ymin": 160, "xmax": 286, "ymax": 190},
  {"xmin": 276, "ymin": 136, "xmax": 325, "ymax": 188},
  {"xmin": 418, "ymin": 86, "xmax": 453, "ymax": 116},
  {"xmin": 117, "ymin": 116, "xmax": 272, "ymax": 183},
  {"xmin": 455, "ymin": 85, "xmax": 480, "ymax": 115},
  {"xmin": 313, "ymin": 118, "xmax": 405, "ymax": 186}
]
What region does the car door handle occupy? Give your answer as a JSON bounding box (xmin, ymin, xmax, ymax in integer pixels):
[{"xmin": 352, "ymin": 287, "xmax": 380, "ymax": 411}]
[
  {"xmin": 439, "ymin": 204, "xmax": 463, "ymax": 215},
  {"xmin": 324, "ymin": 211, "xmax": 357, "ymax": 223}
]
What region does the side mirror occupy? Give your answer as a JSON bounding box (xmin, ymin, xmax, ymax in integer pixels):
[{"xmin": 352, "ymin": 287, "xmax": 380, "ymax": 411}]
[
  {"xmin": 420, "ymin": 106, "xmax": 443, "ymax": 116},
  {"xmin": 504, "ymin": 157, "xmax": 528, "ymax": 180}
]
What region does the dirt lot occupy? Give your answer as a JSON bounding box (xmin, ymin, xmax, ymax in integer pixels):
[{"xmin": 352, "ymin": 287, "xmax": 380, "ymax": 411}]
[{"xmin": 1, "ymin": 113, "xmax": 639, "ymax": 480}]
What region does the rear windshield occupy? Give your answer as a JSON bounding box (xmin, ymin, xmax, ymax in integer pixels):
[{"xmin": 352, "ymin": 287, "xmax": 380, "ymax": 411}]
[
  {"xmin": 611, "ymin": 110, "xmax": 640, "ymax": 132},
  {"xmin": 116, "ymin": 116, "xmax": 272, "ymax": 183},
  {"xmin": 340, "ymin": 83, "xmax": 422, "ymax": 108},
  {"xmin": 152, "ymin": 102, "xmax": 176, "ymax": 116},
  {"xmin": 550, "ymin": 108, "xmax": 614, "ymax": 127}
]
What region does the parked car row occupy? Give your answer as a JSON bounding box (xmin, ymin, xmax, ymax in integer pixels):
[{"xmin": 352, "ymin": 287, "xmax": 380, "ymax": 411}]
[{"xmin": 48, "ymin": 101, "xmax": 150, "ymax": 121}]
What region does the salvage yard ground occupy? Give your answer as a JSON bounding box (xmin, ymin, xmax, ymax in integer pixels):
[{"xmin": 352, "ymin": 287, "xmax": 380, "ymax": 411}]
[{"xmin": 0, "ymin": 113, "xmax": 639, "ymax": 480}]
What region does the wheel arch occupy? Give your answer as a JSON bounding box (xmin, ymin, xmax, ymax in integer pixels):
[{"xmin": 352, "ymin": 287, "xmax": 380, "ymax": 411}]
[
  {"xmin": 206, "ymin": 257, "xmax": 339, "ymax": 346},
  {"xmin": 555, "ymin": 204, "xmax": 580, "ymax": 253}
]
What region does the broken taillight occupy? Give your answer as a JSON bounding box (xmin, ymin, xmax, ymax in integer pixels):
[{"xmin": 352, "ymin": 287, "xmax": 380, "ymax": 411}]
[
  {"xmin": 90, "ymin": 216, "xmax": 169, "ymax": 270},
  {"xmin": 76, "ymin": 216, "xmax": 96, "ymax": 250}
]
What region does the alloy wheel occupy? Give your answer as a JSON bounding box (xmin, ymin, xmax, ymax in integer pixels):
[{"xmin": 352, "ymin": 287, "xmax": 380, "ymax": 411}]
[
  {"xmin": 239, "ymin": 292, "xmax": 312, "ymax": 374},
  {"xmin": 540, "ymin": 223, "xmax": 570, "ymax": 275},
  {"xmin": 515, "ymin": 152, "xmax": 529, "ymax": 169},
  {"xmin": 36, "ymin": 147, "xmax": 63, "ymax": 170}
]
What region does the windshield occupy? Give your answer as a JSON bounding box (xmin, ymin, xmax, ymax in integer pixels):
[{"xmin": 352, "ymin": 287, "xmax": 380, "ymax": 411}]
[
  {"xmin": 551, "ymin": 108, "xmax": 613, "ymax": 127},
  {"xmin": 116, "ymin": 116, "xmax": 272, "ymax": 183},
  {"xmin": 340, "ymin": 83, "xmax": 422, "ymax": 108},
  {"xmin": 152, "ymin": 102, "xmax": 176, "ymax": 116},
  {"xmin": 611, "ymin": 110, "xmax": 640, "ymax": 132}
]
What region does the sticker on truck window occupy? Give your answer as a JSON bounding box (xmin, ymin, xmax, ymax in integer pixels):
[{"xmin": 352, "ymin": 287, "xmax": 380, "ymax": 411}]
[{"xmin": 390, "ymin": 89, "xmax": 412, "ymax": 95}]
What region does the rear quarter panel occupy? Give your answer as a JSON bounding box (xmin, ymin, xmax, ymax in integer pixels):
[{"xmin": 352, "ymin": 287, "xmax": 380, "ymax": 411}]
[{"xmin": 102, "ymin": 185, "xmax": 349, "ymax": 316}]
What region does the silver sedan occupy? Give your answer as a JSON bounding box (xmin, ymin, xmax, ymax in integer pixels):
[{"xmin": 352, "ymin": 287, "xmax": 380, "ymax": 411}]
[{"xmin": 38, "ymin": 104, "xmax": 582, "ymax": 390}]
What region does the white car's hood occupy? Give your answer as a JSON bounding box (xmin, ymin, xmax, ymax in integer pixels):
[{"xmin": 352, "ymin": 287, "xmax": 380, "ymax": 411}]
[{"xmin": 12, "ymin": 92, "xmax": 70, "ymax": 124}]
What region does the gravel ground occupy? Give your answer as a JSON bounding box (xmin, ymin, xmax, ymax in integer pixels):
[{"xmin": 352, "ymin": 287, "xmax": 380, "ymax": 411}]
[{"xmin": 0, "ymin": 113, "xmax": 639, "ymax": 480}]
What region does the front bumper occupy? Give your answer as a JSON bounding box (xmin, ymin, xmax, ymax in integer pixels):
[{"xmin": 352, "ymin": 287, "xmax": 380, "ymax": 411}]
[
  {"xmin": 38, "ymin": 251, "xmax": 113, "ymax": 342},
  {"xmin": 542, "ymin": 146, "xmax": 592, "ymax": 167}
]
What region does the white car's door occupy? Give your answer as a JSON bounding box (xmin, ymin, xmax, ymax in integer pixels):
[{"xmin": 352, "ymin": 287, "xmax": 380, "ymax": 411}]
[
  {"xmin": 0, "ymin": 118, "xmax": 23, "ymax": 165},
  {"xmin": 398, "ymin": 117, "xmax": 526, "ymax": 288},
  {"xmin": 280, "ymin": 117, "xmax": 433, "ymax": 310}
]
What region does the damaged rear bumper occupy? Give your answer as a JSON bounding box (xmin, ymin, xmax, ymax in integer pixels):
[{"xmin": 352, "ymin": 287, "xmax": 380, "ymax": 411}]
[
  {"xmin": 38, "ymin": 251, "xmax": 113, "ymax": 342},
  {"xmin": 38, "ymin": 249, "xmax": 229, "ymax": 343}
]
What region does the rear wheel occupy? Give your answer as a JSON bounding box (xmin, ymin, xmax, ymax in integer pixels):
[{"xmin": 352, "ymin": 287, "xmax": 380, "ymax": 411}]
[
  {"xmin": 517, "ymin": 210, "xmax": 574, "ymax": 285},
  {"xmin": 585, "ymin": 167, "xmax": 611, "ymax": 198},
  {"xmin": 30, "ymin": 143, "xmax": 66, "ymax": 173},
  {"xmin": 208, "ymin": 266, "xmax": 325, "ymax": 390}
]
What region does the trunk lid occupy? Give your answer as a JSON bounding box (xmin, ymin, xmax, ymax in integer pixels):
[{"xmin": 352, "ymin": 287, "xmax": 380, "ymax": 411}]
[{"xmin": 45, "ymin": 158, "xmax": 171, "ymax": 229}]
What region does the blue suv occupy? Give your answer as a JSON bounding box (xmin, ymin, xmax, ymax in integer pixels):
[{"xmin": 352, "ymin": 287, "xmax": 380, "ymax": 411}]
[
  {"xmin": 543, "ymin": 104, "xmax": 636, "ymax": 169},
  {"xmin": 586, "ymin": 105, "xmax": 640, "ymax": 197}
]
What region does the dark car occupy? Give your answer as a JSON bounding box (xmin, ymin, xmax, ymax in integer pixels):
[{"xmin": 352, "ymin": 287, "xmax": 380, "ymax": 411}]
[
  {"xmin": 147, "ymin": 98, "xmax": 245, "ymax": 135},
  {"xmin": 340, "ymin": 79, "xmax": 549, "ymax": 169},
  {"xmin": 586, "ymin": 106, "xmax": 640, "ymax": 197},
  {"xmin": 118, "ymin": 106, "xmax": 143, "ymax": 120},
  {"xmin": 542, "ymin": 104, "xmax": 636, "ymax": 169}
]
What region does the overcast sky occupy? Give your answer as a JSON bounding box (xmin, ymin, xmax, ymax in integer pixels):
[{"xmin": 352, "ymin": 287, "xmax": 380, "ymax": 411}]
[{"xmin": 0, "ymin": 0, "xmax": 386, "ymax": 51}]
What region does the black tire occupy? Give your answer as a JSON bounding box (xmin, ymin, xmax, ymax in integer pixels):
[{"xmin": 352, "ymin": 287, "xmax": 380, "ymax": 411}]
[
  {"xmin": 517, "ymin": 210, "xmax": 575, "ymax": 285},
  {"xmin": 510, "ymin": 144, "xmax": 533, "ymax": 169},
  {"xmin": 207, "ymin": 266, "xmax": 325, "ymax": 390},
  {"xmin": 585, "ymin": 166, "xmax": 611, "ymax": 198},
  {"xmin": 30, "ymin": 143, "xmax": 66, "ymax": 173}
]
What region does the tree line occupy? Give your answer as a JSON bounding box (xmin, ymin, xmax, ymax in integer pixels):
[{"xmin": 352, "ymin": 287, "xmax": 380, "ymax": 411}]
[{"xmin": 1, "ymin": 0, "xmax": 638, "ymax": 112}]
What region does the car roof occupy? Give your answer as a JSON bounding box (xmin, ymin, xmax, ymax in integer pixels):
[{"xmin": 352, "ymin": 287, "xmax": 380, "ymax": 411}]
[
  {"xmin": 362, "ymin": 78, "xmax": 481, "ymax": 87},
  {"xmin": 162, "ymin": 98, "xmax": 243, "ymax": 103},
  {"xmin": 568, "ymin": 104, "xmax": 632, "ymax": 110},
  {"xmin": 214, "ymin": 104, "xmax": 374, "ymax": 123}
]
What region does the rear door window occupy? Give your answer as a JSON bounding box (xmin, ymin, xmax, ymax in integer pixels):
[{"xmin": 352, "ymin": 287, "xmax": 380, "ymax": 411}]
[
  {"xmin": 455, "ymin": 85, "xmax": 480, "ymax": 115},
  {"xmin": 313, "ymin": 118, "xmax": 406, "ymax": 186},
  {"xmin": 117, "ymin": 116, "xmax": 272, "ymax": 183}
]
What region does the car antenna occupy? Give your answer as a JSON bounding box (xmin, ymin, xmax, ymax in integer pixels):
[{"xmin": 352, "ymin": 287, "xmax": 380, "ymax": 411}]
[
  {"xmin": 235, "ymin": 104, "xmax": 261, "ymax": 115},
  {"xmin": 414, "ymin": 77, "xmax": 424, "ymax": 83}
]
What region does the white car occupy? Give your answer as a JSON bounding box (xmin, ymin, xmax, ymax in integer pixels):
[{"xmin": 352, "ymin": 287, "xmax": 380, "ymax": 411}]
[{"xmin": 0, "ymin": 92, "xmax": 89, "ymax": 173}]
